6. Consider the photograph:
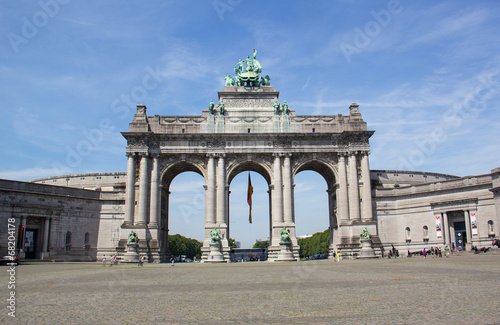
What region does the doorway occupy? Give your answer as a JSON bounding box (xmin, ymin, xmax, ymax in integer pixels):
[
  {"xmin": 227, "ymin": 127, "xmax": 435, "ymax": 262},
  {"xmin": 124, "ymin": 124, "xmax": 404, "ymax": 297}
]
[
  {"xmin": 454, "ymin": 221, "xmax": 466, "ymax": 251},
  {"xmin": 24, "ymin": 229, "xmax": 38, "ymax": 259}
]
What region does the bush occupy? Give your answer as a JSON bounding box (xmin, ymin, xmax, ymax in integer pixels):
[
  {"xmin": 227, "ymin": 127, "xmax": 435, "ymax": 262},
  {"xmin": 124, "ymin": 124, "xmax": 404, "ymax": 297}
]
[{"xmin": 298, "ymin": 229, "xmax": 330, "ymax": 258}]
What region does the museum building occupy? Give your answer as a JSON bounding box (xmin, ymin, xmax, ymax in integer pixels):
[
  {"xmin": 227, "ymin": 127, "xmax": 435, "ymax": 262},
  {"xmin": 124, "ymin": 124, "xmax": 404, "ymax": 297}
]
[{"xmin": 1, "ymin": 52, "xmax": 499, "ymax": 262}]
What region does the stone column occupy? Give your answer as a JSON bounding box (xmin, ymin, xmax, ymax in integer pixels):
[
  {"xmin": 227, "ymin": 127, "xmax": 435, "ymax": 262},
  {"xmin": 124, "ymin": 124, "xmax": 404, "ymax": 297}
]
[
  {"xmin": 338, "ymin": 154, "xmax": 349, "ymax": 223},
  {"xmin": 18, "ymin": 216, "xmax": 27, "ymax": 258},
  {"xmin": 149, "ymin": 155, "xmax": 160, "ymax": 227},
  {"xmin": 360, "ymin": 152, "xmax": 373, "ymax": 221},
  {"xmin": 348, "ymin": 152, "xmax": 361, "ymax": 222},
  {"xmin": 283, "ymin": 154, "xmax": 293, "ymax": 224},
  {"xmin": 205, "ymin": 154, "xmax": 216, "ymax": 225},
  {"xmin": 442, "ymin": 212, "xmax": 450, "ymax": 245},
  {"xmin": 464, "ymin": 210, "xmax": 472, "ymax": 249},
  {"xmin": 136, "ymin": 154, "xmax": 149, "ymax": 226},
  {"xmin": 41, "ymin": 218, "xmax": 50, "ymax": 260},
  {"xmin": 273, "ymin": 154, "xmax": 283, "ymax": 224},
  {"xmin": 124, "ymin": 153, "xmax": 136, "ymax": 226},
  {"xmin": 268, "ymin": 188, "xmax": 273, "ymax": 243},
  {"xmin": 216, "ymin": 155, "xmax": 226, "ymax": 225}
]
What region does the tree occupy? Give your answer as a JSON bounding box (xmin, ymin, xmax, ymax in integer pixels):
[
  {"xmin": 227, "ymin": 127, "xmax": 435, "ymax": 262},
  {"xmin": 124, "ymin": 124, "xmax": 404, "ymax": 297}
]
[
  {"xmin": 253, "ymin": 240, "xmax": 269, "ymax": 249},
  {"xmin": 168, "ymin": 234, "xmax": 202, "ymax": 260},
  {"xmin": 298, "ymin": 229, "xmax": 330, "ymax": 258},
  {"xmin": 228, "ymin": 237, "xmax": 238, "ymax": 249}
]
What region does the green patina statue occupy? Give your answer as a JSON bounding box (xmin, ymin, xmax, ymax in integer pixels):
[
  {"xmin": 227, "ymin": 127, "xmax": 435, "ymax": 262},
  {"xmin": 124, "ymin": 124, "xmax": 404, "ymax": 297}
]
[
  {"xmin": 226, "ymin": 49, "xmax": 267, "ymax": 87},
  {"xmin": 208, "ymin": 99, "xmax": 215, "ymax": 115},
  {"xmin": 234, "ymin": 59, "xmax": 244, "ymax": 75},
  {"xmin": 127, "ymin": 231, "xmax": 139, "ymax": 244},
  {"xmin": 219, "ymin": 99, "xmax": 225, "ymax": 115},
  {"xmin": 280, "ymin": 227, "xmax": 291, "ymax": 243},
  {"xmin": 360, "ymin": 227, "xmax": 372, "ymax": 240},
  {"xmin": 282, "ymin": 101, "xmax": 289, "ymax": 115},
  {"xmin": 260, "ymin": 75, "xmax": 270, "ymax": 86},
  {"xmin": 273, "ymin": 100, "xmax": 280, "ymax": 114},
  {"xmin": 210, "ymin": 226, "xmax": 221, "ymax": 244},
  {"xmin": 224, "ymin": 75, "xmax": 234, "ymax": 86}
]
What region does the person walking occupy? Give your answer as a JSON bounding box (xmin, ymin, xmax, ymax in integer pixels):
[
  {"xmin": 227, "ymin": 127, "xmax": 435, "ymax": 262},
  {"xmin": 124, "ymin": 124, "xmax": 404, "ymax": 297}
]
[
  {"xmin": 102, "ymin": 255, "xmax": 106, "ymax": 267},
  {"xmin": 423, "ymin": 249, "xmax": 427, "ymax": 259}
]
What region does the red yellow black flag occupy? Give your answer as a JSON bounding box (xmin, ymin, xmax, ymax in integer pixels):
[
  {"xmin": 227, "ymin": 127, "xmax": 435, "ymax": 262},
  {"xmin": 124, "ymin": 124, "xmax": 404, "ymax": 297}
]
[{"xmin": 247, "ymin": 173, "xmax": 253, "ymax": 223}]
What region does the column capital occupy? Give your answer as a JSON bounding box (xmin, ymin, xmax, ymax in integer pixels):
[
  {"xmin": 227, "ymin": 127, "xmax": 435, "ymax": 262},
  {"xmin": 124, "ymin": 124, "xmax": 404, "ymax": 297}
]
[
  {"xmin": 126, "ymin": 152, "xmax": 137, "ymax": 158},
  {"xmin": 273, "ymin": 152, "xmax": 284, "ymax": 158},
  {"xmin": 138, "ymin": 152, "xmax": 149, "ymax": 158},
  {"xmin": 206, "ymin": 153, "xmax": 216, "ymax": 158},
  {"xmin": 337, "ymin": 151, "xmax": 348, "ymax": 158}
]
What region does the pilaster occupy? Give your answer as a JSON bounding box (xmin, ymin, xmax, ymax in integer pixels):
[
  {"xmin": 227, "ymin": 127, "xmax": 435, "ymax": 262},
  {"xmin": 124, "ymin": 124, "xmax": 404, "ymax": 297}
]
[
  {"xmin": 136, "ymin": 153, "xmax": 149, "ymax": 226},
  {"xmin": 124, "ymin": 153, "xmax": 136, "ymax": 226},
  {"xmin": 348, "ymin": 152, "xmax": 360, "ymax": 222}
]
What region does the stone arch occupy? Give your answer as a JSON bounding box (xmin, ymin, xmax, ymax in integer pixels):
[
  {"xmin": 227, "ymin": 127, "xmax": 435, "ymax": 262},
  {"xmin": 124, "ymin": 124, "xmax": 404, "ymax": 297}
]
[
  {"xmin": 160, "ymin": 160, "xmax": 205, "ymax": 190},
  {"xmin": 293, "ymin": 158, "xmax": 339, "ymax": 253},
  {"xmin": 157, "ymin": 160, "xmax": 206, "ymax": 262},
  {"xmin": 227, "ymin": 158, "xmax": 272, "ymax": 186},
  {"xmin": 292, "ymin": 158, "xmax": 337, "ymax": 187},
  {"xmin": 226, "ymin": 159, "xmax": 273, "ymax": 249}
]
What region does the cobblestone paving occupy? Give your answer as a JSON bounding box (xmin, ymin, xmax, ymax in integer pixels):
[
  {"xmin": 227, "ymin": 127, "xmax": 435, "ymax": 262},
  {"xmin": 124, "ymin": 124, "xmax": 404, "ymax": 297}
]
[{"xmin": 1, "ymin": 253, "xmax": 500, "ymax": 324}]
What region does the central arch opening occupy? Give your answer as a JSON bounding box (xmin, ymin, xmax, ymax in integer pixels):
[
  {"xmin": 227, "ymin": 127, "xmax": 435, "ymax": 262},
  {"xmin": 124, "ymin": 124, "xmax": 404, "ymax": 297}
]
[
  {"xmin": 228, "ymin": 171, "xmax": 269, "ymax": 249},
  {"xmin": 227, "ymin": 160, "xmax": 272, "ymax": 251},
  {"xmin": 160, "ymin": 162, "xmax": 205, "ymax": 262},
  {"xmin": 294, "ymin": 160, "xmax": 337, "ymax": 259}
]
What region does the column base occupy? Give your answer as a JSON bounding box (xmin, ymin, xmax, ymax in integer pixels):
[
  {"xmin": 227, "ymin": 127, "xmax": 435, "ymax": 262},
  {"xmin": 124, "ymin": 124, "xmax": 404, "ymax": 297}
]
[
  {"xmin": 122, "ymin": 243, "xmax": 140, "ymax": 263},
  {"xmin": 357, "ymin": 239, "xmax": 377, "ymax": 259},
  {"xmin": 275, "ymin": 242, "xmax": 296, "ymax": 262},
  {"xmin": 204, "ymin": 242, "xmax": 226, "ymax": 263}
]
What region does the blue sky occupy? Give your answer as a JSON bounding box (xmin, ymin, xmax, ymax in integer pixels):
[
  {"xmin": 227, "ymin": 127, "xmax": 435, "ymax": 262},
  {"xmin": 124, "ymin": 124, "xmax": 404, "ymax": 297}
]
[{"xmin": 1, "ymin": 1, "xmax": 499, "ymax": 247}]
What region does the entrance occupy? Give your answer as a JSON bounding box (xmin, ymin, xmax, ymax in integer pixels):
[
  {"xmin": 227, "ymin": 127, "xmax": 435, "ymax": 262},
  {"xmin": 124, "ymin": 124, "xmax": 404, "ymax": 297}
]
[
  {"xmin": 454, "ymin": 221, "xmax": 466, "ymax": 251},
  {"xmin": 25, "ymin": 229, "xmax": 38, "ymax": 259}
]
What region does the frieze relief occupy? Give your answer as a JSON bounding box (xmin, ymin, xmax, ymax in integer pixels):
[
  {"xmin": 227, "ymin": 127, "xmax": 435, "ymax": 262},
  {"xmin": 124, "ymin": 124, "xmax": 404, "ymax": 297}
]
[
  {"xmin": 224, "ymin": 98, "xmax": 275, "ymax": 107},
  {"xmin": 127, "ymin": 136, "xmax": 149, "ymax": 150}
]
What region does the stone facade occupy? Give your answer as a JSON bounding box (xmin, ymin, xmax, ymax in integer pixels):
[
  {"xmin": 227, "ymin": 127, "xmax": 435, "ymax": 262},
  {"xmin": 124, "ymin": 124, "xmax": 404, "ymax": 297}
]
[
  {"xmin": 1, "ymin": 84, "xmax": 499, "ymax": 262},
  {"xmin": 120, "ymin": 85, "xmax": 377, "ymax": 262}
]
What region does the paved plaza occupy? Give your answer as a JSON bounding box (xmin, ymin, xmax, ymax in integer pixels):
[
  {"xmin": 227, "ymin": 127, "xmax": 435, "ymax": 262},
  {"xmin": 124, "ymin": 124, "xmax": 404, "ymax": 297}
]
[{"xmin": 1, "ymin": 253, "xmax": 500, "ymax": 324}]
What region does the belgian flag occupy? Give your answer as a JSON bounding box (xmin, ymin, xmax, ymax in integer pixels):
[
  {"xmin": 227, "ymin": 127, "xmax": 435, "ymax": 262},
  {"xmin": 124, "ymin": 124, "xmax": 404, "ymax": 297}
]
[{"xmin": 247, "ymin": 173, "xmax": 253, "ymax": 223}]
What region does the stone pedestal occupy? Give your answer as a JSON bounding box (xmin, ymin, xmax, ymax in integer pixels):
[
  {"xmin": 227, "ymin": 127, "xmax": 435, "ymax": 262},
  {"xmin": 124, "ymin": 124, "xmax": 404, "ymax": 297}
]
[
  {"xmin": 205, "ymin": 242, "xmax": 225, "ymax": 263},
  {"xmin": 358, "ymin": 239, "xmax": 377, "ymax": 258},
  {"xmin": 122, "ymin": 243, "xmax": 140, "ymax": 263},
  {"xmin": 275, "ymin": 241, "xmax": 296, "ymax": 262}
]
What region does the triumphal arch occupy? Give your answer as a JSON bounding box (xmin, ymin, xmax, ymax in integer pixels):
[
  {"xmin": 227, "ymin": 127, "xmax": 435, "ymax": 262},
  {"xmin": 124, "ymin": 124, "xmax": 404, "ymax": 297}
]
[{"xmin": 120, "ymin": 50, "xmax": 378, "ymax": 262}]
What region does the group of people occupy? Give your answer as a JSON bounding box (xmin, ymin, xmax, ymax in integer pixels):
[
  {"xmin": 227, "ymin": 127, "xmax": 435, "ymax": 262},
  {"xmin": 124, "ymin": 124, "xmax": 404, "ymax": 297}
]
[
  {"xmin": 332, "ymin": 251, "xmax": 341, "ymax": 262},
  {"xmin": 101, "ymin": 254, "xmax": 118, "ymax": 266},
  {"xmin": 408, "ymin": 245, "xmax": 455, "ymax": 258}
]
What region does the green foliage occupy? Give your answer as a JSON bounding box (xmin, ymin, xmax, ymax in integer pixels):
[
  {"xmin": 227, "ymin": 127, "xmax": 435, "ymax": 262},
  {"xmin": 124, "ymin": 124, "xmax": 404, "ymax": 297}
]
[
  {"xmin": 168, "ymin": 234, "xmax": 202, "ymax": 260},
  {"xmin": 228, "ymin": 237, "xmax": 238, "ymax": 249},
  {"xmin": 298, "ymin": 229, "xmax": 330, "ymax": 258},
  {"xmin": 253, "ymin": 240, "xmax": 269, "ymax": 249}
]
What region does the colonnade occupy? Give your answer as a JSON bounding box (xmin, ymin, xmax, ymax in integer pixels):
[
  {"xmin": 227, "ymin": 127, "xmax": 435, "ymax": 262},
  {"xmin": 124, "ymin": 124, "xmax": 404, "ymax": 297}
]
[{"xmin": 122, "ymin": 150, "xmax": 375, "ymax": 260}]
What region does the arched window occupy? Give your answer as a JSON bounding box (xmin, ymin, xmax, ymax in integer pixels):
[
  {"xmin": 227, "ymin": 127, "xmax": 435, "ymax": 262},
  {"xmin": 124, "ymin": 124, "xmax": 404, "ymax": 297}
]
[
  {"xmin": 405, "ymin": 227, "xmax": 411, "ymax": 241},
  {"xmin": 65, "ymin": 231, "xmax": 72, "ymax": 250},
  {"xmin": 65, "ymin": 231, "xmax": 72, "ymax": 245},
  {"xmin": 423, "ymin": 225, "xmax": 429, "ymax": 238},
  {"xmin": 84, "ymin": 232, "xmax": 91, "ymax": 251},
  {"xmin": 488, "ymin": 220, "xmax": 495, "ymax": 236}
]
